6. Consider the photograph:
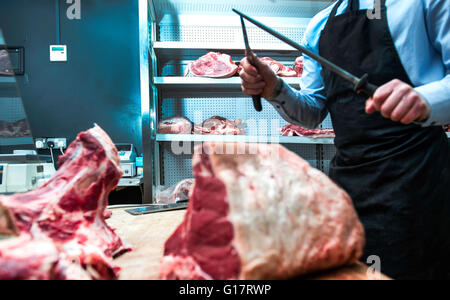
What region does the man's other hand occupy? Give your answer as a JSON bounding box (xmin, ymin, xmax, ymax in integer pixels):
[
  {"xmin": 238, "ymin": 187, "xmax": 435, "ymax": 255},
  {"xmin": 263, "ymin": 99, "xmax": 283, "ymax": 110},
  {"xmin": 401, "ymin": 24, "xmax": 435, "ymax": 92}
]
[{"xmin": 366, "ymin": 79, "xmax": 430, "ymax": 124}]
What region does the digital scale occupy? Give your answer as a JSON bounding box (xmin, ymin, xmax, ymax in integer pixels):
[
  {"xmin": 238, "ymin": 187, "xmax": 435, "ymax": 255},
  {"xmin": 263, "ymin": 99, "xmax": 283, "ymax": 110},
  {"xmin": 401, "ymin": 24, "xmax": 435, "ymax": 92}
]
[
  {"xmin": 0, "ymin": 152, "xmax": 55, "ymax": 194},
  {"xmin": 116, "ymin": 144, "xmax": 137, "ymax": 178}
]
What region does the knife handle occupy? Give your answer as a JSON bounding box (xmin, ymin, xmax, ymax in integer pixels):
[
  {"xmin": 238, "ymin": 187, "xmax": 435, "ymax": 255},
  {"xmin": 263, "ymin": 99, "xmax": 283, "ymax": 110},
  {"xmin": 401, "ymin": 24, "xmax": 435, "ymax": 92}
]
[
  {"xmin": 252, "ymin": 95, "xmax": 263, "ymax": 112},
  {"xmin": 355, "ymin": 74, "xmax": 378, "ymax": 98},
  {"xmin": 246, "ymin": 52, "xmax": 263, "ymax": 112}
]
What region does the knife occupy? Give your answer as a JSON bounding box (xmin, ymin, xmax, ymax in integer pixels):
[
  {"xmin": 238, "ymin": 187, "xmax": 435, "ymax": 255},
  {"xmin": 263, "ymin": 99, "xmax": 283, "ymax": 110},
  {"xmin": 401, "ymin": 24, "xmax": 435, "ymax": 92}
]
[
  {"xmin": 239, "ymin": 16, "xmax": 263, "ymax": 112},
  {"xmin": 232, "ymin": 9, "xmax": 378, "ymax": 98}
]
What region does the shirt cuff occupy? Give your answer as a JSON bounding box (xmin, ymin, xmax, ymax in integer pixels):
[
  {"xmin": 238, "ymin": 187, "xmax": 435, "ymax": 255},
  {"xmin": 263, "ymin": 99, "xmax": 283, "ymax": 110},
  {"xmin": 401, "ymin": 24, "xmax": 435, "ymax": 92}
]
[
  {"xmin": 267, "ymin": 79, "xmax": 301, "ymax": 125},
  {"xmin": 415, "ymin": 80, "xmax": 450, "ymax": 127}
]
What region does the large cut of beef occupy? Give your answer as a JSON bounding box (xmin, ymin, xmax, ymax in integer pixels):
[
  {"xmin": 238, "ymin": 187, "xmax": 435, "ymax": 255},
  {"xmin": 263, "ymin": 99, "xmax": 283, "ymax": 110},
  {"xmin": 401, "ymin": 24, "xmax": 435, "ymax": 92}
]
[
  {"xmin": 0, "ymin": 125, "xmax": 129, "ymax": 280},
  {"xmin": 260, "ymin": 57, "xmax": 298, "ymax": 77},
  {"xmin": 187, "ymin": 52, "xmax": 239, "ymax": 78},
  {"xmin": 194, "ymin": 116, "xmax": 244, "ymax": 135},
  {"xmin": 158, "ymin": 116, "xmax": 194, "ymax": 134},
  {"xmin": 160, "ymin": 142, "xmax": 365, "ymax": 280},
  {"xmin": 281, "ymin": 124, "xmax": 335, "ymax": 138}
]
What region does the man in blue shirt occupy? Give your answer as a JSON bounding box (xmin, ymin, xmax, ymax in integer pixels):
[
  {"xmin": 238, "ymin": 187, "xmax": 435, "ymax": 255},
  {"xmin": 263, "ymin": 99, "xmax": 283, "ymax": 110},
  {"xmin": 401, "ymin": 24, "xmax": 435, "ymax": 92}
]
[{"xmin": 240, "ymin": 0, "xmax": 450, "ymax": 279}]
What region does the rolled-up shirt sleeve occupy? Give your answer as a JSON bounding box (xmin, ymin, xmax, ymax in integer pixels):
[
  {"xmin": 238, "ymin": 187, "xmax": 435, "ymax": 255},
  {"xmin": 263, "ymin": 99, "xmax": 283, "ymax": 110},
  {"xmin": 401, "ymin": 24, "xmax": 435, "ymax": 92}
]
[
  {"xmin": 266, "ymin": 8, "xmax": 330, "ymax": 129},
  {"xmin": 268, "ymin": 54, "xmax": 328, "ymax": 129},
  {"xmin": 415, "ymin": 0, "xmax": 450, "ymax": 126}
]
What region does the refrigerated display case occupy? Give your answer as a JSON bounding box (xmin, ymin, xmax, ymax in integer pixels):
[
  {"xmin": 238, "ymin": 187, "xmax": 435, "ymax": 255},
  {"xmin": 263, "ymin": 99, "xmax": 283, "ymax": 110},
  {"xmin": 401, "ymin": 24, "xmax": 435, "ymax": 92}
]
[{"xmin": 139, "ymin": 0, "xmax": 450, "ymax": 203}]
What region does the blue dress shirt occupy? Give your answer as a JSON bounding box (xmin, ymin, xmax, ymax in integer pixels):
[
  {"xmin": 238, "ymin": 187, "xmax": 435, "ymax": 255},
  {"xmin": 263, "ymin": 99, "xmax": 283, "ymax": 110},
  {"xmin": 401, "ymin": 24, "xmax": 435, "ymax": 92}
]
[{"xmin": 270, "ymin": 0, "xmax": 450, "ymax": 128}]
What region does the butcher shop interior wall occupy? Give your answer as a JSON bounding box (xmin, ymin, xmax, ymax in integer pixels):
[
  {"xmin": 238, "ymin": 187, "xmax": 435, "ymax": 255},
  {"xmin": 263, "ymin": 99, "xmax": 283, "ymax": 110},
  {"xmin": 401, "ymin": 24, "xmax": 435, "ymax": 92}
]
[{"xmin": 0, "ymin": 0, "xmax": 143, "ymax": 153}]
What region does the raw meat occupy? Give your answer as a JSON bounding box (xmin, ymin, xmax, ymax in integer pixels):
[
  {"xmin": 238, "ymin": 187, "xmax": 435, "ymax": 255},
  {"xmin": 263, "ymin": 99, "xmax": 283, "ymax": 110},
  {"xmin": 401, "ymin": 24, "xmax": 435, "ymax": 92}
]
[
  {"xmin": 104, "ymin": 209, "xmax": 113, "ymax": 219},
  {"xmin": 158, "ymin": 116, "xmax": 193, "ymax": 134},
  {"xmin": 444, "ymin": 125, "xmax": 449, "ymax": 132},
  {"xmin": 0, "ymin": 49, "xmax": 14, "ymax": 76},
  {"xmin": 281, "ymin": 124, "xmax": 335, "ymax": 138},
  {"xmin": 0, "ymin": 203, "xmax": 17, "ymax": 236},
  {"xmin": 0, "ymin": 119, "xmax": 32, "ymax": 138},
  {"xmin": 156, "ymin": 179, "xmax": 195, "ymax": 204},
  {"xmin": 194, "ymin": 116, "xmax": 244, "ymax": 135},
  {"xmin": 160, "ymin": 142, "xmax": 365, "ymax": 280},
  {"xmin": 187, "ymin": 52, "xmax": 239, "ymax": 78},
  {"xmin": 0, "ymin": 125, "xmax": 130, "ymax": 280},
  {"xmin": 261, "ymin": 57, "xmax": 298, "ymax": 77},
  {"xmin": 294, "ymin": 56, "xmax": 304, "ymax": 77}
]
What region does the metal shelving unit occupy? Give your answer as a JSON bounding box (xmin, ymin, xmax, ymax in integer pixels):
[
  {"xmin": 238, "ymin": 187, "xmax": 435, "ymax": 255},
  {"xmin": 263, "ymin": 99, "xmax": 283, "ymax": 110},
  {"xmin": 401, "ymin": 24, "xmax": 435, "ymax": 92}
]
[
  {"xmin": 154, "ymin": 76, "xmax": 300, "ymax": 91},
  {"xmin": 142, "ymin": 0, "xmax": 333, "ymax": 204},
  {"xmin": 141, "ymin": 0, "xmax": 450, "ymax": 203}
]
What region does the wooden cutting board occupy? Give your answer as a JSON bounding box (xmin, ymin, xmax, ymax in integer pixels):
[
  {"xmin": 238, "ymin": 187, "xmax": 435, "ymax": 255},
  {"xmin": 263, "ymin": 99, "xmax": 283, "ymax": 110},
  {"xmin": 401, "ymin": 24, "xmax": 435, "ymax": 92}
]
[{"xmin": 107, "ymin": 208, "xmax": 390, "ymax": 280}]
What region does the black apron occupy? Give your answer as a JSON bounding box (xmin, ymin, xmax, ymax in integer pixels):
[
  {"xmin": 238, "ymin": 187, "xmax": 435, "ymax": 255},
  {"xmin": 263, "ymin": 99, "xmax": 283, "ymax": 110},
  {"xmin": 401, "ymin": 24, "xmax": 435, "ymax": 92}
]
[{"xmin": 318, "ymin": 0, "xmax": 450, "ymax": 279}]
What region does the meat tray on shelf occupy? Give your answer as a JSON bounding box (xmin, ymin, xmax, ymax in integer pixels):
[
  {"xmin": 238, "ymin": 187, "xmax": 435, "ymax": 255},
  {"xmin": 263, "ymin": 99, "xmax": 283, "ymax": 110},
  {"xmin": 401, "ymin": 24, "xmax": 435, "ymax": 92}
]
[{"xmin": 156, "ymin": 115, "xmax": 335, "ymax": 144}]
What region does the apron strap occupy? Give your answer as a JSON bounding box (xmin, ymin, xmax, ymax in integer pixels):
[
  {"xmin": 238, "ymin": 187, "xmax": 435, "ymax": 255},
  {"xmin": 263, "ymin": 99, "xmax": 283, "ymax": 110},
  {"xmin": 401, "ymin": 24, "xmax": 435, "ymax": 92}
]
[
  {"xmin": 347, "ymin": 0, "xmax": 360, "ymax": 12},
  {"xmin": 324, "ymin": 0, "xmax": 344, "ymax": 29}
]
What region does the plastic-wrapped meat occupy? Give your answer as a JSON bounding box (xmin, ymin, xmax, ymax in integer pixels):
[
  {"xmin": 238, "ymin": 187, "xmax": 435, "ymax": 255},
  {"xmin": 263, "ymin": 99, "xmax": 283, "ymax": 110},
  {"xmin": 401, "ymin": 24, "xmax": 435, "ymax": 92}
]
[
  {"xmin": 194, "ymin": 116, "xmax": 244, "ymax": 135},
  {"xmin": 281, "ymin": 124, "xmax": 335, "ymax": 138},
  {"xmin": 260, "ymin": 57, "xmax": 298, "ymax": 77},
  {"xmin": 156, "ymin": 179, "xmax": 195, "ymax": 204},
  {"xmin": 187, "ymin": 52, "xmax": 239, "ymax": 78},
  {"xmin": 294, "ymin": 56, "xmax": 304, "ymax": 77},
  {"xmin": 0, "ymin": 50, "xmax": 14, "ymax": 76},
  {"xmin": 158, "ymin": 116, "xmax": 193, "ymax": 134},
  {"xmin": 0, "ymin": 119, "xmax": 32, "ymax": 138}
]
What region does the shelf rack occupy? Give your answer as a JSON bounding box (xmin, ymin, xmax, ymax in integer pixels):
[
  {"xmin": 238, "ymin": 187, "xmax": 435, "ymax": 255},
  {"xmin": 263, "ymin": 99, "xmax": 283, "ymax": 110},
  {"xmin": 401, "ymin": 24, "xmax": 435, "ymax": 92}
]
[{"xmin": 156, "ymin": 134, "xmax": 335, "ymax": 145}]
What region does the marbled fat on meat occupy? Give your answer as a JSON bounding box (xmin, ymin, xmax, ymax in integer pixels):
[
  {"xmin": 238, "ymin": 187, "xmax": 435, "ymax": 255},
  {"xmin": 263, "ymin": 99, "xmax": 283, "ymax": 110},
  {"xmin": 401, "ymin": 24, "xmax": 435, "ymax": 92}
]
[
  {"xmin": 281, "ymin": 124, "xmax": 335, "ymax": 138},
  {"xmin": 0, "ymin": 125, "xmax": 129, "ymax": 280},
  {"xmin": 160, "ymin": 143, "xmax": 365, "ymax": 280},
  {"xmin": 158, "ymin": 116, "xmax": 193, "ymax": 134},
  {"xmin": 188, "ymin": 52, "xmax": 238, "ymax": 78},
  {"xmin": 260, "ymin": 57, "xmax": 298, "ymax": 77}
]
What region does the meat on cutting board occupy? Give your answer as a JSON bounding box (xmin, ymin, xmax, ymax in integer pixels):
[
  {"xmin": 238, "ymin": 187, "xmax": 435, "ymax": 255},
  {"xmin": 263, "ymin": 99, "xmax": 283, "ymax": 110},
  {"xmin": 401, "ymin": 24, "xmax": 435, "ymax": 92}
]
[
  {"xmin": 260, "ymin": 57, "xmax": 298, "ymax": 77},
  {"xmin": 0, "ymin": 125, "xmax": 130, "ymax": 280},
  {"xmin": 187, "ymin": 52, "xmax": 239, "ymax": 78},
  {"xmin": 194, "ymin": 116, "xmax": 244, "ymax": 135},
  {"xmin": 158, "ymin": 116, "xmax": 194, "ymax": 134},
  {"xmin": 160, "ymin": 142, "xmax": 365, "ymax": 280},
  {"xmin": 281, "ymin": 124, "xmax": 335, "ymax": 138}
]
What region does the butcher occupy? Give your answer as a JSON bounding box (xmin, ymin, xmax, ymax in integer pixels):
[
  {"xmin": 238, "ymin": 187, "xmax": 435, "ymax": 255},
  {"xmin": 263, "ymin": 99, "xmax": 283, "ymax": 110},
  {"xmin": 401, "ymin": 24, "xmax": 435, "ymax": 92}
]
[{"xmin": 239, "ymin": 0, "xmax": 450, "ymax": 279}]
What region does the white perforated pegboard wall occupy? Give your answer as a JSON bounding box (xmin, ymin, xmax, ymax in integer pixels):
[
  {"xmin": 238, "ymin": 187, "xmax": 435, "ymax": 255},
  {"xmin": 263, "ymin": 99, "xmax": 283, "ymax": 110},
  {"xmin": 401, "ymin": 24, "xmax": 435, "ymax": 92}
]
[
  {"xmin": 161, "ymin": 142, "xmax": 320, "ymax": 187},
  {"xmin": 152, "ymin": 0, "xmax": 332, "ymax": 19},
  {"xmin": 160, "ymin": 25, "xmax": 305, "ymax": 44}
]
